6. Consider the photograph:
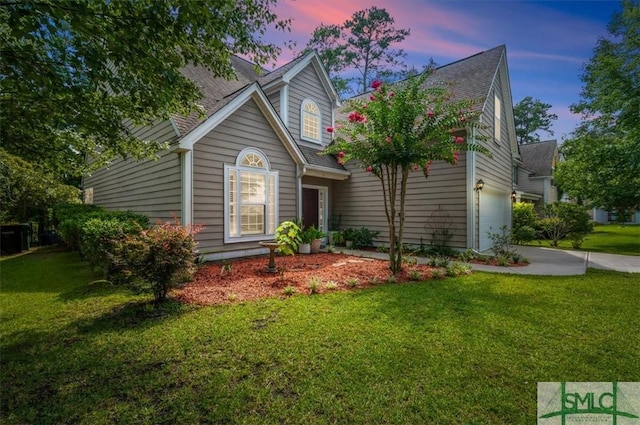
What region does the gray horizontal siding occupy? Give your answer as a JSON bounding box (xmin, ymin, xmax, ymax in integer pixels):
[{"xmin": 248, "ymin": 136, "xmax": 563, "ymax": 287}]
[
  {"xmin": 82, "ymin": 119, "xmax": 182, "ymax": 222},
  {"xmin": 193, "ymin": 98, "xmax": 298, "ymax": 254},
  {"xmin": 332, "ymin": 156, "xmax": 468, "ymax": 249},
  {"xmin": 288, "ymin": 65, "xmax": 333, "ymax": 148},
  {"xmin": 476, "ymin": 69, "xmax": 514, "ymax": 195}
]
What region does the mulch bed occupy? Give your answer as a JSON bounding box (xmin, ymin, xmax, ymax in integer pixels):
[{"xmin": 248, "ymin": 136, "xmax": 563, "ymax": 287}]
[{"xmin": 176, "ymin": 253, "xmax": 437, "ymax": 305}]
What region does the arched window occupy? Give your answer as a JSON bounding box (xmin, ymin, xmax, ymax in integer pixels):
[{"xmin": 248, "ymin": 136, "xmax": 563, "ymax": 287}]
[
  {"xmin": 224, "ymin": 148, "xmax": 278, "ymax": 242},
  {"xmin": 301, "ymin": 99, "xmax": 321, "ymax": 143}
]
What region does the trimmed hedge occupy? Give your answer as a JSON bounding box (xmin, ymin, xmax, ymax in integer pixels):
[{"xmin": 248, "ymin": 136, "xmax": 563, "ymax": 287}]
[
  {"xmin": 54, "ymin": 203, "xmax": 150, "ymax": 273},
  {"xmin": 53, "ymin": 203, "xmax": 200, "ymax": 303}
]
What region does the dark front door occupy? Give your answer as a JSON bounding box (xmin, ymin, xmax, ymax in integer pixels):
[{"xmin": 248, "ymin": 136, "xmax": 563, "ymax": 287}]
[{"xmin": 302, "ymin": 188, "xmax": 319, "ymax": 229}]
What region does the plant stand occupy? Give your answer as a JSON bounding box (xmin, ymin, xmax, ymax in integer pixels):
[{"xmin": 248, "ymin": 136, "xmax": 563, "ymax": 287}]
[{"xmin": 259, "ymin": 242, "xmax": 283, "ymax": 273}]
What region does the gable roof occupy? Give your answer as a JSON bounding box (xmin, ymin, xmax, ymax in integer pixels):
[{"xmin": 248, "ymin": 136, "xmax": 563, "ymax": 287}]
[
  {"xmin": 339, "ymin": 45, "xmax": 506, "ymax": 118},
  {"xmin": 426, "ymin": 45, "xmax": 505, "ymax": 104},
  {"xmin": 173, "ymin": 51, "xmax": 339, "ymax": 137},
  {"xmin": 519, "ymin": 140, "xmax": 558, "ymax": 176}
]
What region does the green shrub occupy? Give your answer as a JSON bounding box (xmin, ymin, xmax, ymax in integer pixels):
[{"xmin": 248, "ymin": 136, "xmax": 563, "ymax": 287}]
[
  {"xmin": 540, "ymin": 202, "xmax": 594, "ymax": 247},
  {"xmin": 55, "ymin": 205, "xmax": 149, "ymax": 252},
  {"xmin": 111, "ymin": 221, "xmax": 201, "ymax": 304},
  {"xmin": 275, "ymin": 220, "xmax": 302, "ymax": 255},
  {"xmin": 511, "ymin": 202, "xmax": 538, "ymax": 245},
  {"xmin": 487, "ymin": 226, "xmax": 517, "ymax": 258},
  {"xmin": 348, "ymin": 227, "xmax": 379, "ymax": 249},
  {"xmin": 80, "ymin": 218, "xmax": 142, "ymax": 278}
]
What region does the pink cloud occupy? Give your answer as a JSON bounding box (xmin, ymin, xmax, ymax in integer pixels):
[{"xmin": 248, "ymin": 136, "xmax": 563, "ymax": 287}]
[{"xmin": 510, "ymin": 50, "xmax": 584, "ymax": 64}]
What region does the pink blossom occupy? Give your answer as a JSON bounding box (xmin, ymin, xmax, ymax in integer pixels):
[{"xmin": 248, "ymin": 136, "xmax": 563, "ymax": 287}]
[
  {"xmin": 389, "ymin": 91, "xmax": 395, "ymax": 98},
  {"xmin": 455, "ymin": 136, "xmax": 464, "ymax": 144},
  {"xmin": 385, "ymin": 136, "xmax": 391, "ymax": 143},
  {"xmin": 338, "ymin": 151, "xmax": 345, "ymax": 158},
  {"xmin": 427, "ymin": 110, "xmax": 435, "ymax": 118},
  {"xmin": 453, "ymin": 151, "xmax": 460, "ymax": 162},
  {"xmin": 371, "ymin": 79, "xmax": 382, "ymax": 90},
  {"xmin": 326, "ymin": 126, "xmax": 334, "ymax": 133},
  {"xmin": 370, "ymin": 95, "xmax": 376, "ymax": 101},
  {"xmin": 366, "ymin": 166, "xmax": 373, "ymax": 172},
  {"xmin": 348, "ymin": 111, "xmax": 367, "ymax": 123},
  {"xmin": 337, "ymin": 158, "xmax": 344, "ymax": 165},
  {"xmin": 413, "ymin": 164, "xmax": 419, "ymax": 171}
]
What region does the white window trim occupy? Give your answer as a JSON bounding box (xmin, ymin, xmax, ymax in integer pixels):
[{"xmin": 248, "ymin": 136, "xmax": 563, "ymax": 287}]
[
  {"xmin": 300, "ymin": 98, "xmax": 322, "ymax": 144},
  {"xmin": 224, "ymin": 148, "xmax": 279, "ymax": 244},
  {"xmin": 494, "ymin": 94, "xmax": 502, "ymax": 144}
]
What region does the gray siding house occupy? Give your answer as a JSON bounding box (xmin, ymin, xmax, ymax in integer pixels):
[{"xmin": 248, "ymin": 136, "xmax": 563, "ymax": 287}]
[
  {"xmin": 84, "ymin": 45, "xmax": 518, "ymax": 259},
  {"xmin": 513, "ymin": 140, "xmax": 559, "ymax": 210}
]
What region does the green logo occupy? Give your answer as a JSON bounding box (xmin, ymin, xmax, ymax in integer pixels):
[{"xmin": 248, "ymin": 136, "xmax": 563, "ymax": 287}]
[{"xmin": 538, "ymin": 382, "xmax": 640, "ymax": 424}]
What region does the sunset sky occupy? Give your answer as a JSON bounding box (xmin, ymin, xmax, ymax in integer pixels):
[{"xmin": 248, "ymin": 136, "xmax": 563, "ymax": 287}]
[{"xmin": 263, "ymin": 0, "xmax": 622, "ymax": 141}]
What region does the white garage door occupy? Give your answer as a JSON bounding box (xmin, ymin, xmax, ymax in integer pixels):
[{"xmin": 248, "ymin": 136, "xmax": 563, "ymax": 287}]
[{"xmin": 479, "ymin": 189, "xmax": 509, "ymax": 252}]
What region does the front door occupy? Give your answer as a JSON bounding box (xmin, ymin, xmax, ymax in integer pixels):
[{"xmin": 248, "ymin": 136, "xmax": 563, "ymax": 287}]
[{"xmin": 302, "ymin": 188, "xmax": 319, "ymax": 229}]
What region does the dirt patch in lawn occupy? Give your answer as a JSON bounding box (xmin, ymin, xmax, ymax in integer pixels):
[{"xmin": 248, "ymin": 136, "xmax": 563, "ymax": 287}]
[{"xmin": 176, "ymin": 253, "xmax": 438, "ymax": 305}]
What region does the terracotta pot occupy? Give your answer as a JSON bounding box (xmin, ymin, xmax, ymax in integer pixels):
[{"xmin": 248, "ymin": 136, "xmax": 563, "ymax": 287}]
[{"xmin": 310, "ymin": 238, "xmax": 322, "ymax": 254}]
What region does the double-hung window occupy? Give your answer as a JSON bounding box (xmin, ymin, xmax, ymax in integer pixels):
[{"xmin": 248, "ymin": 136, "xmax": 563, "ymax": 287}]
[
  {"xmin": 301, "ymin": 99, "xmax": 321, "ymax": 143},
  {"xmin": 225, "ymin": 148, "xmax": 278, "ymax": 242}
]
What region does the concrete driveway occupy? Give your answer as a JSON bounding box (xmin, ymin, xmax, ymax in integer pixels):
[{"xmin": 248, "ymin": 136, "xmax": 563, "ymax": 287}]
[{"xmin": 471, "ymin": 245, "xmax": 640, "ymax": 275}]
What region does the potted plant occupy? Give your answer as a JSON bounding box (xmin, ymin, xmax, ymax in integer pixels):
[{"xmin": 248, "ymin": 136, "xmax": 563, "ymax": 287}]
[
  {"xmin": 274, "ymin": 220, "xmax": 302, "ymax": 255},
  {"xmin": 298, "ymin": 226, "xmax": 313, "ymax": 254},
  {"xmin": 307, "ymin": 226, "xmax": 325, "ymax": 254},
  {"xmin": 327, "ymin": 214, "xmax": 341, "ymax": 245},
  {"xmin": 342, "ymin": 228, "xmax": 355, "ymax": 249},
  {"xmin": 332, "ymin": 231, "xmax": 344, "ymax": 246}
]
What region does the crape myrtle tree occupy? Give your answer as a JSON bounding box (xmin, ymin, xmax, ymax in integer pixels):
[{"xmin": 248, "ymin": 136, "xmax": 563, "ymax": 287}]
[
  {"xmin": 0, "ymin": 0, "xmax": 291, "ymax": 178},
  {"xmin": 323, "ymin": 75, "xmax": 487, "ymax": 274}
]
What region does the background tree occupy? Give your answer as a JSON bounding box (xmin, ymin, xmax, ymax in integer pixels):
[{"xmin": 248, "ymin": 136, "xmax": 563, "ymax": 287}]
[
  {"xmin": 0, "ymin": 0, "xmax": 290, "ymax": 179},
  {"xmin": 571, "ymin": 0, "xmax": 639, "ymax": 139},
  {"xmin": 513, "ymin": 96, "xmax": 558, "ymax": 144},
  {"xmin": 0, "ymin": 149, "xmax": 80, "ymax": 224},
  {"xmin": 324, "ymin": 76, "xmax": 486, "ymax": 273},
  {"xmin": 303, "ymin": 24, "xmax": 351, "ymax": 96},
  {"xmin": 556, "ymin": 0, "xmax": 639, "ymax": 218},
  {"xmin": 304, "ymin": 6, "xmax": 410, "ymax": 95},
  {"xmin": 555, "ymin": 127, "xmax": 640, "ymax": 221}
]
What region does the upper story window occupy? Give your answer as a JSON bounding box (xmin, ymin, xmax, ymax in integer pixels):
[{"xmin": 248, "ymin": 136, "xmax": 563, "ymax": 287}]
[
  {"xmin": 224, "ymin": 148, "xmax": 278, "ymax": 243},
  {"xmin": 301, "ymin": 99, "xmax": 321, "ymax": 143},
  {"xmin": 494, "ymin": 94, "xmax": 501, "ymax": 144},
  {"xmin": 512, "ymin": 166, "xmax": 518, "ymax": 185}
]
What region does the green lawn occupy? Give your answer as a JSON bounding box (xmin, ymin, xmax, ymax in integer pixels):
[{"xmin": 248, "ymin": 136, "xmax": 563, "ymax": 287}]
[
  {"xmin": 2, "ymin": 248, "xmax": 639, "ymax": 424},
  {"xmin": 530, "ymin": 224, "xmax": 640, "ymax": 256}
]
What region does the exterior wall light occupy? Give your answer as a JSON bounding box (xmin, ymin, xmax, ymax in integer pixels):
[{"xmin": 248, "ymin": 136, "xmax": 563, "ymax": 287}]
[{"xmin": 475, "ymin": 179, "xmax": 485, "ymax": 191}]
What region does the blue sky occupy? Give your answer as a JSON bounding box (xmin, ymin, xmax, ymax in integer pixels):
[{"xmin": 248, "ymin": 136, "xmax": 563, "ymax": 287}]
[{"xmin": 264, "ymin": 0, "xmax": 622, "ymax": 141}]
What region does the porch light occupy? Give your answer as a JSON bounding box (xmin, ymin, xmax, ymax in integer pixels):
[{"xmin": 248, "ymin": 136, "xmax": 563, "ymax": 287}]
[
  {"xmin": 475, "ymin": 179, "xmax": 484, "ymax": 191},
  {"xmin": 511, "ymin": 190, "xmax": 517, "ymax": 201}
]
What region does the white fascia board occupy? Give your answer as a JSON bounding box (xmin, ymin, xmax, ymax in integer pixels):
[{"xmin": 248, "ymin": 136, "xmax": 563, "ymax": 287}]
[
  {"xmin": 268, "ymin": 52, "xmax": 340, "ymax": 106},
  {"xmin": 303, "ymin": 165, "xmax": 351, "ymax": 180},
  {"xmin": 178, "ymin": 83, "xmax": 261, "ymax": 151},
  {"xmin": 251, "ymin": 89, "xmax": 305, "ymax": 166}
]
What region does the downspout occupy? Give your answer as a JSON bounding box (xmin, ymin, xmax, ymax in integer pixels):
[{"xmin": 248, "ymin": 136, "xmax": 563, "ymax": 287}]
[
  {"xmin": 466, "ymin": 125, "xmax": 477, "ymax": 250},
  {"xmin": 180, "ymin": 150, "xmax": 193, "ymax": 226},
  {"xmin": 297, "ymin": 164, "xmax": 304, "ymax": 220}
]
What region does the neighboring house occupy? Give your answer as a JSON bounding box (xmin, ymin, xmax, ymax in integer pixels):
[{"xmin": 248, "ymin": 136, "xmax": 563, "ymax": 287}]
[
  {"xmin": 83, "ymin": 45, "xmax": 518, "ymax": 259},
  {"xmin": 512, "ymin": 140, "xmax": 558, "ymax": 210},
  {"xmin": 591, "ymin": 209, "xmax": 640, "ymax": 224}
]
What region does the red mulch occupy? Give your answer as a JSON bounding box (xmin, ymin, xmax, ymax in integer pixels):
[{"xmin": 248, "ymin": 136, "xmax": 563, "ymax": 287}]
[{"xmin": 176, "ymin": 253, "xmax": 437, "ymax": 305}]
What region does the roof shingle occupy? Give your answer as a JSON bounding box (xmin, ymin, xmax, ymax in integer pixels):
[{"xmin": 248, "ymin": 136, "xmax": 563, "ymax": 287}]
[{"xmin": 519, "ymin": 140, "xmax": 558, "ymax": 176}]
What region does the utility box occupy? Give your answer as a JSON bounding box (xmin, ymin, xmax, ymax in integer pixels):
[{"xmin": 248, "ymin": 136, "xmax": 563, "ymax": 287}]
[{"xmin": 0, "ymin": 224, "xmax": 31, "ymax": 255}]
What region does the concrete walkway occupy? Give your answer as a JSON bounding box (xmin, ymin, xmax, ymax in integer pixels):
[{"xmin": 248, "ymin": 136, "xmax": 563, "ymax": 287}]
[{"xmin": 335, "ymin": 245, "xmax": 639, "ymax": 276}]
